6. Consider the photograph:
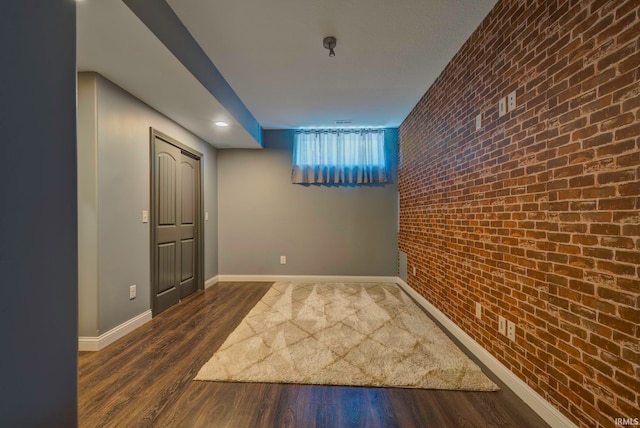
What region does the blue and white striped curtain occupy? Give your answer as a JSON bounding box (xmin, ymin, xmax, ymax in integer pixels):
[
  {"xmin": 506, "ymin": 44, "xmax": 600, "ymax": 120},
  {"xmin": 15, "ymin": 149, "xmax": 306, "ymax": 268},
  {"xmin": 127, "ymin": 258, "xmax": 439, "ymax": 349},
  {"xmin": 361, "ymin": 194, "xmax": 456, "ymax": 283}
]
[{"xmin": 292, "ymin": 129, "xmax": 387, "ymax": 184}]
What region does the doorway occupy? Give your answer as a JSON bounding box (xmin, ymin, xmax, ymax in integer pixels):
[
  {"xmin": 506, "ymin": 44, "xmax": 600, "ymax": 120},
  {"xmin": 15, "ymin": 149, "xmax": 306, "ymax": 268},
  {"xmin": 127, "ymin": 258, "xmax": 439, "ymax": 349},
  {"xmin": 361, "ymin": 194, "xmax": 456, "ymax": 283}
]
[{"xmin": 150, "ymin": 129, "xmax": 204, "ymax": 315}]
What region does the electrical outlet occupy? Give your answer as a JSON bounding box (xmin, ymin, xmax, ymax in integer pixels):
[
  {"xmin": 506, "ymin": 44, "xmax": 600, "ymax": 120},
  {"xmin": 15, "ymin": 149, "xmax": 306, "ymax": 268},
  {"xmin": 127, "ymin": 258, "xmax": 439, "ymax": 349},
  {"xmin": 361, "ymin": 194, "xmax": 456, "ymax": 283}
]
[
  {"xmin": 507, "ymin": 321, "xmax": 516, "ymax": 341},
  {"xmin": 129, "ymin": 284, "xmax": 136, "ymax": 300},
  {"xmin": 205, "ymin": 212, "xmax": 209, "ymax": 221},
  {"xmin": 142, "ymin": 210, "xmax": 148, "ymax": 223},
  {"xmin": 507, "ymin": 90, "xmax": 517, "ymax": 112},
  {"xmin": 280, "ymin": 255, "xmax": 286, "ymax": 265},
  {"xmin": 413, "ymin": 266, "xmax": 416, "ymax": 275},
  {"xmin": 498, "ymin": 97, "xmax": 507, "ymax": 117},
  {"xmin": 475, "ymin": 302, "xmax": 482, "ymax": 319},
  {"xmin": 475, "ymin": 113, "xmax": 482, "ymax": 130},
  {"xmin": 498, "ymin": 316, "xmax": 506, "ymax": 335}
]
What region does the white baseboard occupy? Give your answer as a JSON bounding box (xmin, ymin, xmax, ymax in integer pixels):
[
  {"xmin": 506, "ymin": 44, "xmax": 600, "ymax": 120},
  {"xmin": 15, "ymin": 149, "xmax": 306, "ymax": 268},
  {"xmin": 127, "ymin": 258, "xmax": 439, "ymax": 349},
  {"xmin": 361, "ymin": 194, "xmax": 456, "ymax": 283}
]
[
  {"xmin": 395, "ymin": 278, "xmax": 576, "ymax": 428},
  {"xmin": 217, "ymin": 275, "xmax": 398, "ymax": 283},
  {"xmin": 204, "ymin": 275, "xmax": 219, "ymax": 289},
  {"xmin": 78, "ymin": 310, "xmax": 152, "ymax": 352}
]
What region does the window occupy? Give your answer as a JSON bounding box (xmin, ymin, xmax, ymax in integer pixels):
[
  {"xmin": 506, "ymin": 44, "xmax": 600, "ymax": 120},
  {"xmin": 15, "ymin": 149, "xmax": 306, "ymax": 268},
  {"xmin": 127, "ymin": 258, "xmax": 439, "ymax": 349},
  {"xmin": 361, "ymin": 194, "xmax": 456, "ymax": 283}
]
[{"xmin": 292, "ymin": 129, "xmax": 387, "ymax": 184}]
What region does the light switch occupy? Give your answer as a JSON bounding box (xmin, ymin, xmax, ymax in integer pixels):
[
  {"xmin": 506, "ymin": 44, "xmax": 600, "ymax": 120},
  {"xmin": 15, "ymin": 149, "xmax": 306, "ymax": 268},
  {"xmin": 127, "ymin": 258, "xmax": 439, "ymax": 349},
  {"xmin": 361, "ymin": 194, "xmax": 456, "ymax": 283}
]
[
  {"xmin": 498, "ymin": 316, "xmax": 506, "ymax": 335},
  {"xmin": 205, "ymin": 212, "xmax": 209, "ymax": 221},
  {"xmin": 142, "ymin": 210, "xmax": 148, "ymax": 223},
  {"xmin": 498, "ymin": 97, "xmax": 507, "ymax": 117}
]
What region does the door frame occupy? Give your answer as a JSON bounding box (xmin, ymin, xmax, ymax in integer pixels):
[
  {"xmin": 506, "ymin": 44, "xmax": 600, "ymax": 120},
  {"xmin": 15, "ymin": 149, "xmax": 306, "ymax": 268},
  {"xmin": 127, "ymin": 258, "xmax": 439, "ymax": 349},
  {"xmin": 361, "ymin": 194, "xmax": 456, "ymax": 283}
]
[{"xmin": 149, "ymin": 128, "xmax": 204, "ymax": 316}]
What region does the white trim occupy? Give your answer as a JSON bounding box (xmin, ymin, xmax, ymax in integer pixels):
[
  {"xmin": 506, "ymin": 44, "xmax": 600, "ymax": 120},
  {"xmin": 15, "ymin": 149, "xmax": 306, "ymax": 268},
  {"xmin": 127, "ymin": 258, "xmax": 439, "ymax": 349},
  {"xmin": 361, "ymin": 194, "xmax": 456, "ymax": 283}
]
[
  {"xmin": 78, "ymin": 336, "xmax": 100, "ymax": 352},
  {"xmin": 204, "ymin": 275, "xmax": 219, "ymax": 289},
  {"xmin": 217, "ymin": 275, "xmax": 398, "ymax": 283},
  {"xmin": 395, "ymin": 278, "xmax": 577, "ymax": 428},
  {"xmin": 78, "ymin": 310, "xmax": 152, "ymax": 352}
]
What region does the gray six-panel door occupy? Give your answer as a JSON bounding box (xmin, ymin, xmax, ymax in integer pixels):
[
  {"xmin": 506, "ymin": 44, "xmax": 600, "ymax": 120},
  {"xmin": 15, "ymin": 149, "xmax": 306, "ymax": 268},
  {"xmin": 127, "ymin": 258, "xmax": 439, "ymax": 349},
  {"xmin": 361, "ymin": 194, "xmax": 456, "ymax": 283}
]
[
  {"xmin": 178, "ymin": 151, "xmax": 199, "ymax": 298},
  {"xmin": 153, "ymin": 135, "xmax": 200, "ymax": 315}
]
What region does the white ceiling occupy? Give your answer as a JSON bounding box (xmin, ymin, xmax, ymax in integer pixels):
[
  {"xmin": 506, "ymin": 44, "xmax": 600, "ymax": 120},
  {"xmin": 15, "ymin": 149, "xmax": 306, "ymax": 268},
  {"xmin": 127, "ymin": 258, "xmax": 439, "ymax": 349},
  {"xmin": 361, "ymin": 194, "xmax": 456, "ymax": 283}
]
[
  {"xmin": 77, "ymin": 0, "xmax": 497, "ymax": 147},
  {"xmin": 167, "ymin": 0, "xmax": 497, "ymax": 129}
]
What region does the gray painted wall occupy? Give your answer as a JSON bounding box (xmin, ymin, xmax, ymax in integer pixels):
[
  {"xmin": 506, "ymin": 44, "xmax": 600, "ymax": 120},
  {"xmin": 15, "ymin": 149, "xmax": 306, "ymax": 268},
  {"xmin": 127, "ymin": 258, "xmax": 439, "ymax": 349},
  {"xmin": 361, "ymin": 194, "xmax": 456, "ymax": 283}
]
[
  {"xmin": 0, "ymin": 1, "xmax": 78, "ymax": 425},
  {"xmin": 218, "ymin": 129, "xmax": 399, "ymax": 276},
  {"xmin": 78, "ymin": 74, "xmax": 100, "ymax": 337},
  {"xmin": 77, "ymin": 73, "xmax": 218, "ymax": 336},
  {"xmin": 204, "ymin": 143, "xmax": 219, "ymax": 279}
]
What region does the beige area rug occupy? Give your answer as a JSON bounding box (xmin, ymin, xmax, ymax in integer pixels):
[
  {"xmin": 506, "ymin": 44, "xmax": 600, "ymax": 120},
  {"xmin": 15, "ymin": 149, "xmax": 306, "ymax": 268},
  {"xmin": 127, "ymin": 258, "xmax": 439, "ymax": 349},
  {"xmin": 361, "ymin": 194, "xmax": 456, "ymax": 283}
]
[{"xmin": 195, "ymin": 282, "xmax": 499, "ymax": 391}]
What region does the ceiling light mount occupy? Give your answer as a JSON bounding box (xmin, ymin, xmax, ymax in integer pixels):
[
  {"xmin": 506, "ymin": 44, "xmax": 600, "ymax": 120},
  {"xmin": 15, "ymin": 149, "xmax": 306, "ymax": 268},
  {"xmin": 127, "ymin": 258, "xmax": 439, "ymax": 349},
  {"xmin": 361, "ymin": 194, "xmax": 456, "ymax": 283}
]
[{"xmin": 323, "ymin": 36, "xmax": 337, "ymax": 57}]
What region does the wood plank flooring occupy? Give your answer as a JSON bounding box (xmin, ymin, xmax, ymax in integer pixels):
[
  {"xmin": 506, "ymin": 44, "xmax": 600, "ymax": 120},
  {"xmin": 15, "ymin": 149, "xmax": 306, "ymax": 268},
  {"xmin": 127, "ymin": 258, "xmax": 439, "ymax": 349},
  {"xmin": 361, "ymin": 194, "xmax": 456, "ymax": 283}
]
[{"xmin": 79, "ymin": 282, "xmax": 549, "ymax": 427}]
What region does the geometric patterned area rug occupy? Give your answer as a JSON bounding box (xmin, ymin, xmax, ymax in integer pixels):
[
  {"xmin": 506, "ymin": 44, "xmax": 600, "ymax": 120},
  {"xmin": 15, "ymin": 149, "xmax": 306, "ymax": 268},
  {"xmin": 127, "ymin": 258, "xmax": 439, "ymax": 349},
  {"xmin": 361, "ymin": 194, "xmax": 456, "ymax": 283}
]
[{"xmin": 195, "ymin": 282, "xmax": 499, "ymax": 391}]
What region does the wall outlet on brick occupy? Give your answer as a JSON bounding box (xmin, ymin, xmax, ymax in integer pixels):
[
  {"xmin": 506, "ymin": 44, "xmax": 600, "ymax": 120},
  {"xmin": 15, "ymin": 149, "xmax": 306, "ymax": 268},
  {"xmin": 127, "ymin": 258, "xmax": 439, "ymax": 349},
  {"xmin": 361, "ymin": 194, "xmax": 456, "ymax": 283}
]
[
  {"xmin": 507, "ymin": 90, "xmax": 517, "ymax": 111},
  {"xmin": 475, "ymin": 113, "xmax": 482, "ymax": 130},
  {"xmin": 498, "ymin": 316, "xmax": 506, "ymax": 335},
  {"xmin": 507, "ymin": 320, "xmax": 516, "ymax": 341},
  {"xmin": 475, "ymin": 302, "xmax": 482, "ymax": 319}
]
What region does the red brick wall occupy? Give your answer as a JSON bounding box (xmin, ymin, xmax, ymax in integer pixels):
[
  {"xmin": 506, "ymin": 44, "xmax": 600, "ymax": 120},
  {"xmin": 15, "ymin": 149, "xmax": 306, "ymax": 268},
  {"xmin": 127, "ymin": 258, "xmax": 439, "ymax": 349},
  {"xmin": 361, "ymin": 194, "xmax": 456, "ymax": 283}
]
[{"xmin": 398, "ymin": 1, "xmax": 639, "ymax": 427}]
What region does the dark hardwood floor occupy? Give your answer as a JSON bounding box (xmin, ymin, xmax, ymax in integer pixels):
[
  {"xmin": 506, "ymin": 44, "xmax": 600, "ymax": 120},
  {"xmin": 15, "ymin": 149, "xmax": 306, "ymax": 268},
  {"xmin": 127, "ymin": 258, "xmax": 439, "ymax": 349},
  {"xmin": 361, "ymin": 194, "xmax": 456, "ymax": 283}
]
[{"xmin": 79, "ymin": 282, "xmax": 549, "ymax": 427}]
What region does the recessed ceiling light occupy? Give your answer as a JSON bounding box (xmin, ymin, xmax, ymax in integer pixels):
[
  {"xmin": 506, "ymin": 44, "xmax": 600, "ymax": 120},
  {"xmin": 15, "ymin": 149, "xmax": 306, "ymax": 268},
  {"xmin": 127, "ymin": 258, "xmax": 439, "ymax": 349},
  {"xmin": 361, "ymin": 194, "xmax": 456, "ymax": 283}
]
[{"xmin": 215, "ymin": 121, "xmax": 229, "ymax": 127}]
